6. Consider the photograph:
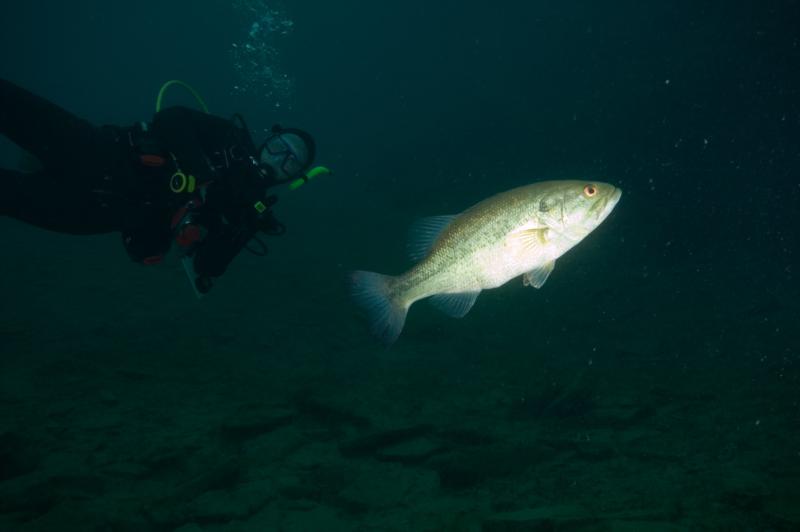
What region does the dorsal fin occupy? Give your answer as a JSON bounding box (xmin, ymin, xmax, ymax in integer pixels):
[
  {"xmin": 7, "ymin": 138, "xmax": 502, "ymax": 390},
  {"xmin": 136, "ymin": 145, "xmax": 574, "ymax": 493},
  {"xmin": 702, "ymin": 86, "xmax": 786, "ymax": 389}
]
[{"xmin": 407, "ymin": 215, "xmax": 457, "ymax": 262}]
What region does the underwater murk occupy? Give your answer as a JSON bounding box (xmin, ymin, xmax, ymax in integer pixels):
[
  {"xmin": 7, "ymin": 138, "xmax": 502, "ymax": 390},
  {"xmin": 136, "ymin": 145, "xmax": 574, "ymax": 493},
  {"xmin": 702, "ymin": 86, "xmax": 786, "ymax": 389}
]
[{"xmin": 0, "ymin": 1, "xmax": 798, "ymax": 531}]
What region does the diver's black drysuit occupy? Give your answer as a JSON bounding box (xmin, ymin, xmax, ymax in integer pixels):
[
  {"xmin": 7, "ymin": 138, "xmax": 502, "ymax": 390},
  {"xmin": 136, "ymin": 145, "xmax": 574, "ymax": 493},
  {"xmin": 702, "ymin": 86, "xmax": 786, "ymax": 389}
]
[{"xmin": 0, "ymin": 78, "xmax": 282, "ymax": 292}]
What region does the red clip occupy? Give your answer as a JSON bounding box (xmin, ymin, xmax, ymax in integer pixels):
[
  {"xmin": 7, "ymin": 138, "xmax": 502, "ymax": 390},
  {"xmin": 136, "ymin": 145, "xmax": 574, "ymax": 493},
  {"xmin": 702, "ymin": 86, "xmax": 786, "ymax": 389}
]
[
  {"xmin": 140, "ymin": 154, "xmax": 166, "ymax": 167},
  {"xmin": 170, "ymin": 206, "xmax": 188, "ymax": 229},
  {"xmin": 175, "ymin": 224, "xmax": 202, "ymax": 247},
  {"xmin": 143, "ymin": 255, "xmax": 163, "ymax": 265}
]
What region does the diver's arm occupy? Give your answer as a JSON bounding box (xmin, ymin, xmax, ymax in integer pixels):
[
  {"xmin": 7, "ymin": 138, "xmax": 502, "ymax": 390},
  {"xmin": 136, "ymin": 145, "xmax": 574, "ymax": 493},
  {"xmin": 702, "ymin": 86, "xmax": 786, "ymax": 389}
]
[
  {"xmin": 191, "ymin": 221, "xmax": 254, "ymax": 286},
  {"xmin": 189, "ymin": 204, "xmax": 283, "ymax": 292},
  {"xmin": 151, "ymin": 106, "xmax": 234, "ymax": 184}
]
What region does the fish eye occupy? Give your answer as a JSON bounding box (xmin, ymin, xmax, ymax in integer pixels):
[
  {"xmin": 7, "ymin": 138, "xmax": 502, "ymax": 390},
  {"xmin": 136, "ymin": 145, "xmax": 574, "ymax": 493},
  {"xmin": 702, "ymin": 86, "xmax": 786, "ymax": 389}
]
[{"xmin": 583, "ymin": 184, "xmax": 598, "ymax": 197}]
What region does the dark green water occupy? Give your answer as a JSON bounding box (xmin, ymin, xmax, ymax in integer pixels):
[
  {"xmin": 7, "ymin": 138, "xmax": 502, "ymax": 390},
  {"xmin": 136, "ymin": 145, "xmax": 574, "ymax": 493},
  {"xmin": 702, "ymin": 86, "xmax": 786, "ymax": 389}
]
[{"xmin": 1, "ymin": 1, "xmax": 798, "ymax": 530}]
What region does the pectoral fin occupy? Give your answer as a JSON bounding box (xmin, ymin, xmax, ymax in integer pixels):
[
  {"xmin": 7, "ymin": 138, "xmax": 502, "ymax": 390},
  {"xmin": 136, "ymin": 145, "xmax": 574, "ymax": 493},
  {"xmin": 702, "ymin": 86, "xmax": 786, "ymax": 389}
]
[
  {"xmin": 506, "ymin": 228, "xmax": 548, "ymax": 253},
  {"xmin": 523, "ymin": 260, "xmax": 555, "ymax": 289},
  {"xmin": 429, "ymin": 291, "xmax": 480, "ymax": 318}
]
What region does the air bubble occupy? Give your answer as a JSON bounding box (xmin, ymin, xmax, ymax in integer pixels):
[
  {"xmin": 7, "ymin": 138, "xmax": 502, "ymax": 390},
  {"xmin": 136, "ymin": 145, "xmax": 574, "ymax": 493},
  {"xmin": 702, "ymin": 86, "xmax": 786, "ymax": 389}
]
[{"xmin": 231, "ymin": 0, "xmax": 295, "ymax": 108}]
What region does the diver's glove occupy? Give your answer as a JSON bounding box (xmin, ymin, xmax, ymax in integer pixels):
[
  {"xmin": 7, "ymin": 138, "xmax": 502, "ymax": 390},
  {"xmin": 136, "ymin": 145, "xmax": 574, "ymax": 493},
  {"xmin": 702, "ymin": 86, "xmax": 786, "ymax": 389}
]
[
  {"xmin": 246, "ymin": 197, "xmax": 285, "ymax": 236},
  {"xmin": 121, "ymin": 210, "xmax": 172, "ymax": 263},
  {"xmin": 192, "ymin": 221, "xmax": 255, "ymax": 279}
]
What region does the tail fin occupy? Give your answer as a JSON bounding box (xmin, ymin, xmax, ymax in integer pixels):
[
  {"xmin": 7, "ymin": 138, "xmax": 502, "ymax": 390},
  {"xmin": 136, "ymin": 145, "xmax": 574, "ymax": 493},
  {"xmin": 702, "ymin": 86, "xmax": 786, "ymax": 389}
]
[{"xmin": 349, "ymin": 271, "xmax": 408, "ymax": 344}]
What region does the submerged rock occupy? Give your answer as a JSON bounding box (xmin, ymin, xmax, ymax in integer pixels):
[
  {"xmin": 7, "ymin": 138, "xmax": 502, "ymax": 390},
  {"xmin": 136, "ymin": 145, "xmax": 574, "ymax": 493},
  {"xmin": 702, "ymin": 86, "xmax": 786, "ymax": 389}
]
[
  {"xmin": 431, "ymin": 445, "xmax": 549, "ymax": 491},
  {"xmin": 481, "ymin": 504, "xmax": 599, "ymax": 532},
  {"xmin": 293, "ymin": 395, "xmax": 372, "ymax": 429},
  {"xmin": 338, "ymin": 465, "xmax": 438, "ymax": 509},
  {"xmin": 219, "ymin": 405, "xmax": 295, "ymax": 443},
  {"xmin": 764, "ymin": 493, "xmax": 800, "ymax": 527},
  {"xmin": 0, "ymin": 431, "xmax": 39, "ymax": 481},
  {"xmin": 375, "ymin": 436, "xmax": 446, "ymax": 464},
  {"xmin": 339, "ymin": 425, "xmax": 432, "ymax": 458},
  {"xmin": 280, "ymin": 504, "xmax": 354, "ymax": 532},
  {"xmin": 186, "ymin": 489, "xmax": 253, "ymax": 523},
  {"xmin": 719, "ymin": 467, "xmax": 769, "ymax": 512},
  {"xmin": 607, "ymin": 521, "xmax": 686, "ymax": 532}
]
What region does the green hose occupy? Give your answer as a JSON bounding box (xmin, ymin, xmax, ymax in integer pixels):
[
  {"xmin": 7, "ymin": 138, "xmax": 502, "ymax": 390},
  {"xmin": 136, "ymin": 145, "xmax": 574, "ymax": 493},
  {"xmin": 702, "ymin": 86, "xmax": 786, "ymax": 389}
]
[
  {"xmin": 156, "ymin": 80, "xmax": 209, "ymax": 113},
  {"xmin": 289, "ymin": 166, "xmax": 332, "ymax": 190}
]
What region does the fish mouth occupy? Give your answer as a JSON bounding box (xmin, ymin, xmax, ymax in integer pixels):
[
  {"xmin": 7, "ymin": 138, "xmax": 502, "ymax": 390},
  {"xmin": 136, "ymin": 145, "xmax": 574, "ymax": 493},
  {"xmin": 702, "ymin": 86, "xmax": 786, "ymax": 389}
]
[{"xmin": 597, "ymin": 187, "xmax": 622, "ymax": 222}]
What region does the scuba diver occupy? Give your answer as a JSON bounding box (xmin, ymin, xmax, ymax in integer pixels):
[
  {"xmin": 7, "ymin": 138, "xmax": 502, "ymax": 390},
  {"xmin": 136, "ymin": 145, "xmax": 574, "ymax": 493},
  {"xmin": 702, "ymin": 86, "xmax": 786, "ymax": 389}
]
[{"xmin": 0, "ymin": 78, "xmax": 324, "ymax": 295}]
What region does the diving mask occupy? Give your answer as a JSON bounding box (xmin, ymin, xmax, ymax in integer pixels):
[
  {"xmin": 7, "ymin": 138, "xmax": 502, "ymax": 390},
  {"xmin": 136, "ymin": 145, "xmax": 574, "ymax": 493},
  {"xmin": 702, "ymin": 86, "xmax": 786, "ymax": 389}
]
[{"xmin": 258, "ymin": 126, "xmax": 315, "ymax": 181}]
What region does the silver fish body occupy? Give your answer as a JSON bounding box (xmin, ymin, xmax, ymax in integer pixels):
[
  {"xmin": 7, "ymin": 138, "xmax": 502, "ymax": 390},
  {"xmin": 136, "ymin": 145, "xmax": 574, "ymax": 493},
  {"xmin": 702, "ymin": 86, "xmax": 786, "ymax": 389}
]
[{"xmin": 351, "ymin": 180, "xmax": 621, "ymax": 343}]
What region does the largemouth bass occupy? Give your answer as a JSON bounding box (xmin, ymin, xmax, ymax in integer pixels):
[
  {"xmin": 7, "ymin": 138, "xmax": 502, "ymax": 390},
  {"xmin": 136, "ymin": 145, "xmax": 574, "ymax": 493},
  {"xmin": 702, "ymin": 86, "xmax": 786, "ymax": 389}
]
[{"xmin": 351, "ymin": 180, "xmax": 621, "ymax": 343}]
